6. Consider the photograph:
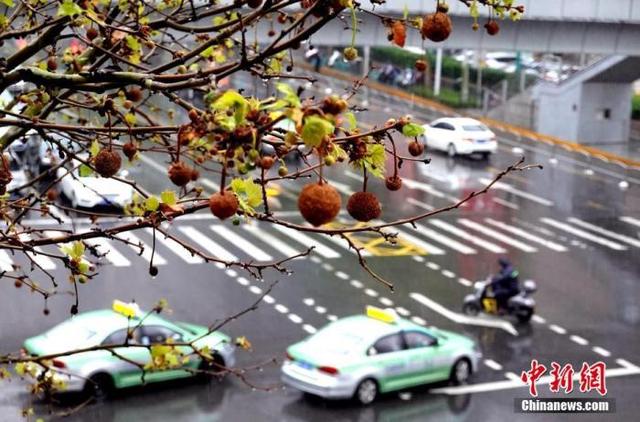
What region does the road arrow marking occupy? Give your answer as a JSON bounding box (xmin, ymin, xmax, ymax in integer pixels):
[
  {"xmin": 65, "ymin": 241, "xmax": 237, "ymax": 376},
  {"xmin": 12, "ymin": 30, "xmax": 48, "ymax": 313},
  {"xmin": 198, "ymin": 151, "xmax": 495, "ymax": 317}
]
[{"xmin": 409, "ymin": 292, "xmax": 518, "ymax": 336}]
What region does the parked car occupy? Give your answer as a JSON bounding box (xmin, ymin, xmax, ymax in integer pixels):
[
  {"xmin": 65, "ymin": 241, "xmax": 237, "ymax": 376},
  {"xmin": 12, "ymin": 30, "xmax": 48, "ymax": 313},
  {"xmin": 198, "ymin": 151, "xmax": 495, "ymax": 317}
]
[
  {"xmin": 282, "ymin": 306, "xmax": 481, "ymax": 405},
  {"xmin": 422, "ymin": 117, "xmax": 497, "ymax": 159},
  {"xmin": 5, "ymin": 153, "xmax": 28, "ymax": 200},
  {"xmin": 23, "ymin": 300, "xmax": 236, "ymax": 399},
  {"xmin": 57, "ymin": 156, "xmax": 135, "ymax": 209}
]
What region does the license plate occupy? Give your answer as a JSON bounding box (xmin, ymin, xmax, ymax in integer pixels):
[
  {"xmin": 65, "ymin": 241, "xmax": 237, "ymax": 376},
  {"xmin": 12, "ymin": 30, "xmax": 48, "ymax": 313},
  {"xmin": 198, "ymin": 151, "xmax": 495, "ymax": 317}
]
[{"xmin": 475, "ymin": 139, "xmax": 487, "ymax": 144}]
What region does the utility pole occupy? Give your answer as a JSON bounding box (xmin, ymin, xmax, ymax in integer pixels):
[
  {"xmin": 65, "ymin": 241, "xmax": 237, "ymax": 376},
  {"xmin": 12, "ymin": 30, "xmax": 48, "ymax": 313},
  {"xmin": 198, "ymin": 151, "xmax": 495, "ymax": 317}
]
[
  {"xmin": 434, "ymin": 48, "xmax": 442, "ymax": 97},
  {"xmin": 461, "ymin": 53, "xmax": 469, "ymax": 103},
  {"xmin": 362, "ymin": 45, "xmax": 370, "ymax": 77}
]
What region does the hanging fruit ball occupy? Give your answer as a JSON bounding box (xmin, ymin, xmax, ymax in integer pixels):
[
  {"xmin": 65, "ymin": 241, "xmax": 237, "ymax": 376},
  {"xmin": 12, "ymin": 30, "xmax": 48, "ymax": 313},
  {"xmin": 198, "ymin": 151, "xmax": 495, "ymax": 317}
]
[
  {"xmin": 298, "ymin": 183, "xmax": 341, "ymax": 227},
  {"xmin": 209, "ymin": 192, "xmax": 239, "ymax": 220},
  {"xmin": 125, "ymin": 87, "xmax": 143, "ymax": 102},
  {"xmin": 168, "ymin": 161, "xmax": 193, "ymax": 186},
  {"xmin": 347, "ymin": 191, "xmax": 381, "ymax": 222},
  {"xmin": 421, "ymin": 12, "xmax": 452, "ymax": 42},
  {"xmin": 385, "ymin": 176, "xmax": 403, "ymax": 191},
  {"xmin": 122, "ymin": 142, "xmax": 138, "ymax": 161},
  {"xmin": 414, "ymin": 59, "xmax": 428, "ymax": 72},
  {"xmin": 484, "ymin": 20, "xmax": 500, "ymax": 36},
  {"xmin": 343, "ymin": 47, "xmax": 358, "ymax": 61},
  {"xmin": 408, "ymin": 140, "xmax": 425, "ymax": 157},
  {"xmin": 94, "ymin": 148, "xmax": 122, "ymax": 177}
]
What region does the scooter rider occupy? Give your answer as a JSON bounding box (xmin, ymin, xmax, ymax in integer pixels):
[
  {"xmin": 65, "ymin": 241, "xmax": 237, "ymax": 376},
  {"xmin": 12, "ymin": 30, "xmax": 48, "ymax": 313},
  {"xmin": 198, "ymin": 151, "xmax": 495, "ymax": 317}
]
[{"xmin": 491, "ymin": 258, "xmax": 520, "ymax": 311}]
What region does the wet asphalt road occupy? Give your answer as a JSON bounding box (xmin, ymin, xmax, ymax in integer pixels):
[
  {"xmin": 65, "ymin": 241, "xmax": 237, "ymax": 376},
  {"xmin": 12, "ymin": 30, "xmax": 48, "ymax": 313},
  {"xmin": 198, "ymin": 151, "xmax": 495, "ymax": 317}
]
[{"xmin": 0, "ymin": 71, "xmax": 639, "ymax": 421}]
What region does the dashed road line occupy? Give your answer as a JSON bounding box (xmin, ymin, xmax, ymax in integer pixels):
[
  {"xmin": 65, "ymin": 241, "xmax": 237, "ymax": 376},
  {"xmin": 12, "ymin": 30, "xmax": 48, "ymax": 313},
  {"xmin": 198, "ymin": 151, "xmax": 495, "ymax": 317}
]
[
  {"xmin": 248, "ymin": 285, "xmax": 263, "ymax": 295},
  {"xmin": 379, "ymin": 297, "xmax": 394, "ymax": 307},
  {"xmin": 484, "ymin": 359, "xmax": 504, "ymax": 371},
  {"xmin": 569, "ymin": 335, "xmax": 589, "ymax": 346},
  {"xmin": 315, "ymin": 306, "xmax": 327, "ymax": 314},
  {"xmin": 236, "ymin": 276, "xmax": 249, "ymax": 286},
  {"xmin": 426, "ymin": 261, "xmax": 441, "ymax": 271},
  {"xmin": 335, "ymin": 271, "xmax": 349, "ymax": 280},
  {"xmin": 441, "ymin": 269, "xmax": 456, "ymax": 279},
  {"xmin": 274, "ymin": 304, "xmax": 289, "ymax": 314},
  {"xmin": 592, "ymin": 346, "xmax": 611, "ymax": 357},
  {"xmin": 288, "ymin": 314, "xmax": 303, "ymax": 324},
  {"xmin": 531, "ymin": 315, "xmax": 546, "ymax": 324},
  {"xmin": 364, "ymin": 288, "xmax": 379, "ymax": 297},
  {"xmin": 458, "ymin": 278, "xmax": 473, "ymax": 287},
  {"xmin": 350, "ymin": 280, "xmax": 364, "ymax": 289},
  {"xmin": 549, "ymin": 324, "xmax": 568, "ymax": 335}
]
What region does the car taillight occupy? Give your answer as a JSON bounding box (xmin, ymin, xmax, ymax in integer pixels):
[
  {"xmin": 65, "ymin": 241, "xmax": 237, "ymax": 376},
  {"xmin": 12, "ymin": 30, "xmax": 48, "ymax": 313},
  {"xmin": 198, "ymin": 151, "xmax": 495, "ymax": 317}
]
[
  {"xmin": 462, "ymin": 138, "xmax": 474, "ymax": 142},
  {"xmin": 285, "ymin": 352, "xmax": 295, "ymax": 361},
  {"xmin": 318, "ymin": 366, "xmax": 339, "ymax": 376},
  {"xmin": 52, "ymin": 359, "xmax": 66, "ymax": 369}
]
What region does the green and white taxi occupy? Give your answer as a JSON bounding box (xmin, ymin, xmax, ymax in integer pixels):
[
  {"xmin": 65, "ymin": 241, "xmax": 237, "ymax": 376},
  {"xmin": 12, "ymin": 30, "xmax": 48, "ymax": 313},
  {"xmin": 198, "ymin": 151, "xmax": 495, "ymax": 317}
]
[
  {"xmin": 281, "ymin": 306, "xmax": 481, "ymax": 404},
  {"xmin": 23, "ymin": 300, "xmax": 235, "ymax": 399}
]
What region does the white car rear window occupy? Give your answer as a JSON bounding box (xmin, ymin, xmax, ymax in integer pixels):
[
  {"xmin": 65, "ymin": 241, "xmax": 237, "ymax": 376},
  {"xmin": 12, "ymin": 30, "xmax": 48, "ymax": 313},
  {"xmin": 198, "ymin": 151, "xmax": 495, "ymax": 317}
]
[
  {"xmin": 462, "ymin": 125, "xmax": 489, "ymax": 132},
  {"xmin": 46, "ymin": 320, "xmax": 97, "ymax": 342},
  {"xmin": 306, "ymin": 329, "xmax": 368, "ymax": 355}
]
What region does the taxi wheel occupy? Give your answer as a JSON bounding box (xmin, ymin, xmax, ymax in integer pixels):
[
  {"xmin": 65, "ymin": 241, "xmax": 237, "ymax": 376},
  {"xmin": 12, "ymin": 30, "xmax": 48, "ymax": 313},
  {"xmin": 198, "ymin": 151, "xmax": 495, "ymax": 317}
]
[
  {"xmin": 354, "ymin": 378, "xmax": 378, "ymax": 405},
  {"xmin": 199, "ymin": 353, "xmax": 226, "ymax": 380},
  {"xmin": 85, "ymin": 373, "xmax": 113, "ymax": 401},
  {"xmin": 447, "ymin": 143, "xmax": 457, "ymax": 157},
  {"xmin": 450, "ymin": 359, "xmax": 471, "ymax": 385}
]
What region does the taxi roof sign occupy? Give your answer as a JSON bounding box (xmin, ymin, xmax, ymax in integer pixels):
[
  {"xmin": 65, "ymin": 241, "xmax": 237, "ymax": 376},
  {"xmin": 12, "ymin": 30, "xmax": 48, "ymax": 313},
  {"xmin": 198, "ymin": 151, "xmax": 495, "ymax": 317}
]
[
  {"xmin": 112, "ymin": 300, "xmax": 141, "ymax": 318},
  {"xmin": 366, "ymin": 306, "xmax": 397, "ymax": 324}
]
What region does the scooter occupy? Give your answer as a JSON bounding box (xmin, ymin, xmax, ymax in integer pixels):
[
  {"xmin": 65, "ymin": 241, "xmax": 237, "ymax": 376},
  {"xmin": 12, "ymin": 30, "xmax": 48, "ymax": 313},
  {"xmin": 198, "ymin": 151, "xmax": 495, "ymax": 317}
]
[{"xmin": 462, "ymin": 278, "xmax": 537, "ymax": 323}]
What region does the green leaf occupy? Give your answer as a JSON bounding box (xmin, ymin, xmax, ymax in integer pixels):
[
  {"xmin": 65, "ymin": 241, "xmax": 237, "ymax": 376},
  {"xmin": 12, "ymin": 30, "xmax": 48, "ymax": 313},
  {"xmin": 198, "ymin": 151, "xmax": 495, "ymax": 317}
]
[
  {"xmin": 145, "ymin": 195, "xmax": 160, "ymax": 211},
  {"xmin": 230, "ymin": 177, "xmax": 263, "ymax": 216},
  {"xmin": 403, "ymin": 4, "xmax": 409, "ymax": 20},
  {"xmin": 57, "ymin": 0, "xmax": 83, "ymax": 17},
  {"xmin": 0, "ymin": 0, "xmax": 14, "ymax": 8},
  {"xmin": 124, "ymin": 113, "xmax": 137, "ymax": 125},
  {"xmin": 402, "ymin": 123, "xmax": 425, "ymax": 137},
  {"xmin": 301, "ymin": 115, "xmax": 334, "ymax": 148},
  {"xmin": 275, "ymin": 83, "xmax": 301, "ymax": 107},
  {"xmin": 79, "ymin": 164, "xmax": 93, "ymax": 177},
  {"xmin": 212, "ymin": 90, "xmax": 249, "ymax": 125},
  {"xmin": 344, "ymin": 112, "xmax": 357, "ymax": 130},
  {"xmin": 160, "ymin": 190, "xmax": 177, "ymax": 205},
  {"xmin": 200, "ymin": 46, "xmax": 214, "ymax": 59},
  {"xmin": 89, "ymin": 140, "xmax": 100, "ymax": 157},
  {"xmin": 353, "ymin": 143, "xmax": 386, "ymax": 178}
]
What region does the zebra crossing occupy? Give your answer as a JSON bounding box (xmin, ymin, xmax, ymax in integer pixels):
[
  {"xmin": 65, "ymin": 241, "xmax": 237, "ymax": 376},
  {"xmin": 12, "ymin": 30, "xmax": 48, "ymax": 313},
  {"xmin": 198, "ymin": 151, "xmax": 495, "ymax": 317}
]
[{"xmin": 1, "ymin": 214, "xmax": 637, "ymax": 272}]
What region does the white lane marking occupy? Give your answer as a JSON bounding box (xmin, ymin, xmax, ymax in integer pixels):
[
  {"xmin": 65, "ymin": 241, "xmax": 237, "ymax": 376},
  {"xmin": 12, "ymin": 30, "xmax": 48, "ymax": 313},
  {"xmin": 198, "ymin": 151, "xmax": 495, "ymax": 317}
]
[
  {"xmin": 531, "ymin": 315, "xmax": 546, "ymax": 324},
  {"xmin": 505, "ymin": 372, "xmax": 520, "ymax": 381},
  {"xmin": 145, "ymin": 228, "xmax": 204, "ymax": 264},
  {"xmin": 225, "ymin": 269, "xmax": 238, "ymax": 278},
  {"xmin": 379, "ymin": 297, "xmax": 394, "ymax": 307},
  {"xmin": 540, "ymin": 218, "xmax": 627, "ymax": 251},
  {"xmin": 616, "ymin": 359, "xmax": 640, "ymax": 371},
  {"xmin": 350, "ymin": 280, "xmax": 364, "ymax": 289},
  {"xmin": 592, "ymin": 346, "xmax": 611, "ymax": 357},
  {"xmin": 479, "ymin": 178, "xmax": 554, "ymax": 207},
  {"xmin": 395, "ymin": 227, "xmax": 446, "ymax": 255},
  {"xmin": 318, "ymin": 232, "xmax": 372, "ymax": 257},
  {"xmin": 484, "ymin": 359, "xmax": 503, "ymax": 371},
  {"xmin": 395, "ymin": 307, "xmax": 410, "ymax": 317},
  {"xmin": 215, "ymin": 262, "xmax": 225, "ymax": 269},
  {"xmin": 485, "ymin": 219, "xmax": 567, "ymax": 252},
  {"xmin": 412, "ymin": 255, "xmax": 425, "ymax": 263},
  {"xmin": 410, "ymin": 316, "xmax": 427, "ymax": 326},
  {"xmin": 302, "ymin": 324, "xmax": 317, "ymax": 334},
  {"xmin": 407, "ymin": 197, "xmax": 435, "ymax": 211},
  {"xmin": 325, "ymin": 178, "xmax": 354, "ymax": 195},
  {"xmin": 620, "ymin": 216, "xmax": 640, "ymax": 229},
  {"xmin": 0, "ymin": 249, "xmax": 14, "ymax": 271},
  {"xmin": 430, "ymin": 219, "xmax": 507, "ymax": 254},
  {"xmin": 401, "ymin": 177, "xmax": 446, "ymax": 198},
  {"xmin": 47, "ymin": 206, "xmax": 72, "ymax": 223},
  {"xmin": 327, "ymin": 314, "xmax": 338, "ymax": 322},
  {"xmin": 288, "ymin": 314, "xmax": 303, "ymax": 324},
  {"xmin": 236, "ymin": 277, "xmax": 249, "ymax": 286},
  {"xmin": 431, "ymin": 366, "xmax": 640, "ymax": 395},
  {"xmin": 335, "ymin": 271, "xmax": 349, "ymax": 280},
  {"xmin": 242, "ymin": 224, "xmax": 304, "ymax": 257},
  {"xmin": 568, "ymin": 218, "xmax": 640, "ymax": 248},
  {"xmin": 310, "ymin": 256, "xmax": 322, "ymax": 264},
  {"xmin": 263, "ymin": 295, "xmax": 275, "ymax": 304},
  {"xmin": 274, "ymin": 304, "xmax": 289, "ymax": 314},
  {"xmin": 569, "ymin": 335, "xmax": 589, "ymax": 346},
  {"xmin": 426, "ymin": 262, "xmax": 440, "ymax": 271},
  {"xmin": 322, "ymin": 263, "xmax": 334, "ymax": 271},
  {"xmin": 249, "ymin": 285, "xmax": 263, "ymax": 295},
  {"xmin": 458, "ymin": 219, "xmax": 538, "ymax": 253},
  {"xmin": 85, "ymin": 239, "xmax": 131, "ymax": 267},
  {"xmin": 315, "ymin": 306, "xmax": 326, "ymax": 314},
  {"xmin": 211, "ymin": 226, "xmax": 273, "ymax": 261},
  {"xmin": 492, "ymin": 197, "xmax": 519, "ymax": 210},
  {"xmin": 458, "ymin": 278, "xmax": 473, "ymax": 287},
  {"xmin": 410, "ymin": 292, "xmax": 518, "ymax": 336},
  {"xmin": 121, "ymin": 232, "xmax": 167, "ymax": 265},
  {"xmin": 414, "ymin": 223, "xmax": 477, "ymax": 254},
  {"xmin": 549, "ymin": 324, "xmax": 567, "ymax": 335},
  {"xmin": 364, "ymin": 288, "xmax": 379, "ymax": 297},
  {"xmin": 19, "ymin": 234, "xmax": 58, "ymax": 270},
  {"xmin": 272, "ymin": 225, "xmax": 340, "ymax": 258},
  {"xmin": 179, "ymin": 226, "xmax": 237, "ymax": 261},
  {"xmin": 303, "ymin": 298, "xmax": 315, "ymax": 306},
  {"xmin": 441, "ymin": 270, "xmax": 456, "ymax": 279}
]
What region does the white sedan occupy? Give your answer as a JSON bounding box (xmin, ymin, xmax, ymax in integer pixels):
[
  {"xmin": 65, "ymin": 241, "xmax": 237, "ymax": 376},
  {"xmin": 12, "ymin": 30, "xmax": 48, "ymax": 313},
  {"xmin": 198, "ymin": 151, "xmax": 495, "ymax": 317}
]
[
  {"xmin": 422, "ymin": 118, "xmax": 497, "ymax": 159},
  {"xmin": 57, "ymin": 158, "xmax": 134, "ymax": 209}
]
